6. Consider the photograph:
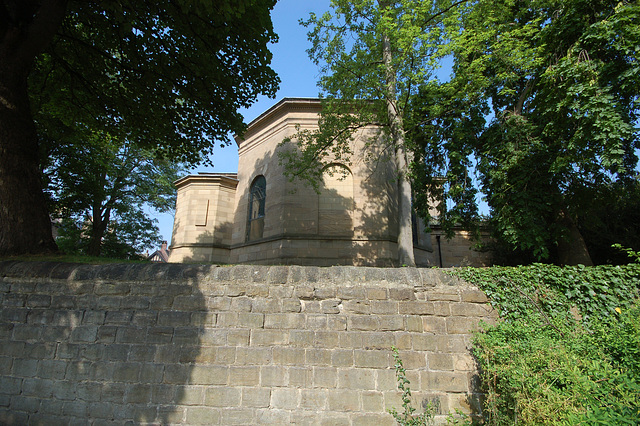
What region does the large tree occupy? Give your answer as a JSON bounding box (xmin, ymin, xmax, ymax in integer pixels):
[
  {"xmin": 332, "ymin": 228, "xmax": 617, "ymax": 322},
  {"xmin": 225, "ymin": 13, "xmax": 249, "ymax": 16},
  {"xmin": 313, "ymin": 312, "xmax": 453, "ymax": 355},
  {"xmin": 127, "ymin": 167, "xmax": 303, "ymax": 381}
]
[
  {"xmin": 410, "ymin": 0, "xmax": 640, "ymax": 264},
  {"xmin": 0, "ymin": 0, "xmax": 279, "ymax": 255},
  {"xmin": 280, "ymin": 0, "xmax": 458, "ymax": 266},
  {"xmin": 44, "ymin": 131, "xmax": 184, "ymax": 257}
]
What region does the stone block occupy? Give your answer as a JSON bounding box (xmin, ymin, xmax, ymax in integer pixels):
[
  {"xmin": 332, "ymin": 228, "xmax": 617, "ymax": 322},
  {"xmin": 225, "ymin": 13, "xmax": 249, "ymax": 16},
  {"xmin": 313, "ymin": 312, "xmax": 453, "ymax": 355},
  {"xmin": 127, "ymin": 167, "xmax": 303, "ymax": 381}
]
[
  {"xmin": 388, "ymin": 288, "xmax": 415, "ymax": 301},
  {"xmin": 255, "ymin": 408, "xmax": 291, "ymax": 424},
  {"xmin": 52, "ymin": 380, "xmax": 76, "ymax": 401},
  {"xmin": 88, "ymin": 402, "xmax": 115, "ymax": 419},
  {"xmin": 289, "ymin": 330, "xmax": 314, "ymax": 347},
  {"xmin": 337, "ymin": 368, "xmax": 375, "ymax": 390},
  {"xmin": 264, "ymin": 313, "xmax": 305, "ymax": 329},
  {"xmin": 200, "ymin": 329, "xmax": 226, "ymax": 346},
  {"xmin": 96, "ymin": 326, "xmax": 117, "ymax": 343},
  {"xmin": 361, "ymin": 332, "xmax": 394, "ymax": 350},
  {"xmin": 348, "ymin": 316, "xmax": 379, "ymax": 331},
  {"xmin": 353, "ymin": 413, "xmax": 396, "ymax": 426},
  {"xmin": 220, "ymin": 408, "xmax": 256, "ymax": 425},
  {"xmin": 12, "ymin": 358, "xmax": 38, "ymax": 377},
  {"xmin": 190, "ymin": 365, "xmax": 229, "ymax": 385},
  {"xmin": 230, "ymin": 296, "xmax": 253, "ymax": 312},
  {"xmin": 124, "ymin": 384, "xmax": 152, "ymax": 404},
  {"xmin": 450, "ymin": 302, "xmax": 495, "ymax": 317},
  {"xmin": 272, "ymin": 347, "xmax": 304, "ymax": 365},
  {"xmin": 185, "ymin": 407, "xmax": 221, "ymax": 425},
  {"xmin": 393, "ymin": 332, "xmax": 412, "ymax": 350},
  {"xmin": 370, "ymin": 300, "xmax": 398, "ymax": 315},
  {"xmin": 446, "ymin": 317, "xmax": 481, "ymax": 334},
  {"xmin": 321, "ymin": 299, "xmax": 341, "ymax": 314},
  {"xmin": 65, "ymin": 361, "xmax": 93, "ymax": 381},
  {"xmin": 12, "ymin": 395, "xmax": 41, "ymax": 414},
  {"xmin": 235, "ymin": 312, "xmax": 264, "ymax": 328},
  {"xmin": 260, "ymin": 365, "xmax": 287, "ymax": 387},
  {"xmin": 236, "ymin": 347, "xmax": 272, "ymax": 365},
  {"xmin": 37, "ymin": 360, "xmax": 67, "ymax": 380},
  {"xmin": 151, "ymin": 384, "xmax": 175, "ymax": 405},
  {"xmin": 327, "ymin": 315, "xmax": 348, "ymax": 331},
  {"xmin": 163, "ymin": 364, "xmax": 190, "ymax": 384},
  {"xmin": 27, "ymin": 309, "xmax": 55, "ymax": 325},
  {"xmin": 158, "ymin": 311, "xmax": 191, "ymax": 327},
  {"xmin": 422, "ymin": 371, "xmax": 469, "ymax": 393},
  {"xmin": 288, "ymin": 367, "xmax": 312, "ymax": 388},
  {"xmin": 428, "ymin": 353, "xmax": 454, "ymax": 371},
  {"xmin": 361, "ymin": 390, "xmax": 385, "ymax": 412},
  {"xmin": 70, "ymin": 325, "xmax": 98, "ymax": 343},
  {"xmin": 0, "ymin": 377, "xmax": 22, "ymax": 395},
  {"xmin": 327, "ymin": 389, "xmax": 361, "ymax": 411},
  {"xmin": 355, "ymin": 349, "xmax": 392, "ymax": 371},
  {"xmin": 306, "ymin": 348, "xmax": 331, "ymax": 366},
  {"xmin": 460, "ymin": 289, "xmax": 489, "ymax": 303},
  {"xmin": 251, "ymin": 329, "xmax": 288, "ymax": 346},
  {"xmin": 140, "ymin": 363, "xmax": 164, "ymax": 384},
  {"xmin": 113, "ymin": 363, "xmax": 141, "ymax": 382},
  {"xmin": 399, "ymin": 301, "xmax": 435, "ymax": 315},
  {"xmin": 422, "ymin": 316, "xmax": 447, "ymax": 333},
  {"xmin": 378, "ymin": 315, "xmax": 405, "ymax": 331},
  {"xmin": 146, "ymin": 327, "xmax": 174, "ymax": 344},
  {"xmin": 205, "ymin": 387, "xmax": 241, "ymax": 407},
  {"xmin": 241, "ymin": 387, "xmax": 271, "ymax": 408},
  {"xmin": 312, "ymin": 366, "xmax": 337, "ymax": 388},
  {"xmin": 229, "ymin": 366, "xmax": 260, "ymax": 386},
  {"xmin": 300, "ymin": 388, "xmax": 328, "ymax": 410},
  {"xmin": 175, "ymin": 385, "xmax": 205, "ymax": 406},
  {"xmin": 428, "ymin": 291, "xmax": 460, "ymax": 302},
  {"xmin": 1, "ymin": 308, "xmax": 27, "ymax": 323},
  {"xmin": 269, "ymin": 285, "xmax": 294, "ymax": 299},
  {"xmin": 429, "ymin": 301, "xmax": 450, "ymax": 316},
  {"xmin": 282, "ymin": 298, "xmax": 302, "ymax": 312},
  {"xmin": 227, "ymin": 329, "xmax": 250, "ymax": 346},
  {"xmin": 270, "ymin": 387, "xmax": 299, "ymax": 410},
  {"xmin": 115, "ymin": 326, "xmax": 146, "ymax": 344},
  {"xmin": 12, "ymin": 324, "xmax": 41, "ymax": 341},
  {"xmin": 306, "ymin": 314, "xmax": 327, "ymax": 330}
]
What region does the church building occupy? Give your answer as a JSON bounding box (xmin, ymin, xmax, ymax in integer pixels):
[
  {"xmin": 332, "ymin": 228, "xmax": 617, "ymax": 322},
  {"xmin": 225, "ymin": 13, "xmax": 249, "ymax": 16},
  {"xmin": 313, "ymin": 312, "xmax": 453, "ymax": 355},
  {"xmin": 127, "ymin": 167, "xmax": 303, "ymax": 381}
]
[{"xmin": 168, "ymin": 98, "xmax": 489, "ymax": 267}]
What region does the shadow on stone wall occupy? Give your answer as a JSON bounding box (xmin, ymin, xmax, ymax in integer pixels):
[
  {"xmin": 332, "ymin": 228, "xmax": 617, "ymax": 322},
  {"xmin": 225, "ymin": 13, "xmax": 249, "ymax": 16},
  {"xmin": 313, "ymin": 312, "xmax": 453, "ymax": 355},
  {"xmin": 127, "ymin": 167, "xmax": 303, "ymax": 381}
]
[{"xmin": 0, "ymin": 261, "xmax": 208, "ymax": 425}]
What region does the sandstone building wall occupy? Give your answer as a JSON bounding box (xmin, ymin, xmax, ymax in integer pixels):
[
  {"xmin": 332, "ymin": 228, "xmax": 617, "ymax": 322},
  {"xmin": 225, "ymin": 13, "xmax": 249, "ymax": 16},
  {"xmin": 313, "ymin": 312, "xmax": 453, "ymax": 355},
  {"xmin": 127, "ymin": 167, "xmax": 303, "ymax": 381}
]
[
  {"xmin": 0, "ymin": 262, "xmax": 496, "ymax": 425},
  {"xmin": 168, "ymin": 98, "xmax": 491, "ymax": 267}
]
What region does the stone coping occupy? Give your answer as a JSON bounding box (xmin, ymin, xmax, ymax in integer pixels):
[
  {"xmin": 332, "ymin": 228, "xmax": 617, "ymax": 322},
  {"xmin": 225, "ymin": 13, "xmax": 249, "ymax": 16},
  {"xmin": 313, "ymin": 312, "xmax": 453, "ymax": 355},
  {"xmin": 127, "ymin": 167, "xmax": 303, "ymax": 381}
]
[{"xmin": 0, "ymin": 261, "xmax": 468, "ymax": 288}]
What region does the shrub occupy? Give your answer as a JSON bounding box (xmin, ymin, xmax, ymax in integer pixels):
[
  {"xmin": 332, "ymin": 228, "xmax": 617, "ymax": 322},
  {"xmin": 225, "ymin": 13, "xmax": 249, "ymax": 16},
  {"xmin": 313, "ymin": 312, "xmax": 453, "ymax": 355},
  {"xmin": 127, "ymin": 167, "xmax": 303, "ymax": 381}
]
[{"xmin": 452, "ymin": 264, "xmax": 640, "ymax": 425}]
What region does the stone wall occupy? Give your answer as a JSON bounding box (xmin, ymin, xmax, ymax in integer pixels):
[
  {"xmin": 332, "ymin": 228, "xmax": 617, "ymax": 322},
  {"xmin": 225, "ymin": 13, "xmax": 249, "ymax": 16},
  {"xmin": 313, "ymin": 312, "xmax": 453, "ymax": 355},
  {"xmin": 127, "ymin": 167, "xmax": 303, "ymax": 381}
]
[{"xmin": 0, "ymin": 262, "xmax": 497, "ymax": 425}]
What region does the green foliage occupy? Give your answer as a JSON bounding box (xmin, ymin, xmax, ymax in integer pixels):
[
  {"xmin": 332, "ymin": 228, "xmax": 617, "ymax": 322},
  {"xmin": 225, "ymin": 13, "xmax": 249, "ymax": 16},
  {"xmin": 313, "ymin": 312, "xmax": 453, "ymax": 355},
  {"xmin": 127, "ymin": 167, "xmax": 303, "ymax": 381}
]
[
  {"xmin": 31, "ymin": 0, "xmax": 280, "ymax": 166},
  {"xmin": 451, "ymin": 264, "xmax": 640, "ymax": 424},
  {"xmin": 389, "ymin": 346, "xmax": 436, "ymax": 426},
  {"xmin": 44, "ymin": 131, "xmax": 185, "ymax": 258},
  {"xmin": 613, "ymin": 244, "xmax": 640, "ymax": 264},
  {"xmin": 410, "ymin": 0, "xmax": 640, "ymax": 263}
]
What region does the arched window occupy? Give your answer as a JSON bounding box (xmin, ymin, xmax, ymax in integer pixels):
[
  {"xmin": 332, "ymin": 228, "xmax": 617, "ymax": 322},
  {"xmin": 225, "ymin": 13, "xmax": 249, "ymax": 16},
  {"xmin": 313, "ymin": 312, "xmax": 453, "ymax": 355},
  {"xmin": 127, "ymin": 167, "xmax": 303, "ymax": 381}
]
[
  {"xmin": 246, "ymin": 175, "xmax": 266, "ymax": 241},
  {"xmin": 319, "ymin": 164, "xmax": 354, "ymax": 235}
]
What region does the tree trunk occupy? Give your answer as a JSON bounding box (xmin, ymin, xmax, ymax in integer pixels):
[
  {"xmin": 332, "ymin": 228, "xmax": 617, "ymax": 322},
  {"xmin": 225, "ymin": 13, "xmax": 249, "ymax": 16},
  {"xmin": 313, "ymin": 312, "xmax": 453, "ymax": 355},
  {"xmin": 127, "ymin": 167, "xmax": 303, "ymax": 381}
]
[
  {"xmin": 557, "ymin": 210, "xmax": 593, "ymax": 266},
  {"xmin": 381, "ymin": 25, "xmax": 416, "ymax": 267},
  {"xmin": 86, "ymin": 205, "xmax": 110, "ymax": 257},
  {"xmin": 0, "ymin": 0, "xmax": 68, "ymax": 256},
  {"xmin": 0, "ymin": 64, "xmax": 57, "ymax": 255}
]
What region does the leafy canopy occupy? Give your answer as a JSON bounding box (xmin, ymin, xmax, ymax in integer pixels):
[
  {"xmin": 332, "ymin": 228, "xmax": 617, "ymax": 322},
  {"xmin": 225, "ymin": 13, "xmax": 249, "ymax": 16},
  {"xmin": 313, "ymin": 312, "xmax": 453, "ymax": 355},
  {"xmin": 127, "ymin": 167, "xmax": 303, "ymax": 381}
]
[
  {"xmin": 280, "ymin": 0, "xmax": 457, "ymax": 187},
  {"xmin": 32, "ymin": 0, "xmax": 280, "ymax": 166},
  {"xmin": 44, "ymin": 131, "xmax": 185, "ymax": 258},
  {"xmin": 410, "ymin": 0, "xmax": 640, "ymax": 261}
]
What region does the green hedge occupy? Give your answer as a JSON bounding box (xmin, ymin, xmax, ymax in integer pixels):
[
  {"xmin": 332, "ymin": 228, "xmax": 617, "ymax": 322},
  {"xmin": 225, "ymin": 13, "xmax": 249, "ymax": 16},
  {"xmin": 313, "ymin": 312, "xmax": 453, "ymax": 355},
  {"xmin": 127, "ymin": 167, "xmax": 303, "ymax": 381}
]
[{"xmin": 451, "ymin": 264, "xmax": 640, "ymax": 425}]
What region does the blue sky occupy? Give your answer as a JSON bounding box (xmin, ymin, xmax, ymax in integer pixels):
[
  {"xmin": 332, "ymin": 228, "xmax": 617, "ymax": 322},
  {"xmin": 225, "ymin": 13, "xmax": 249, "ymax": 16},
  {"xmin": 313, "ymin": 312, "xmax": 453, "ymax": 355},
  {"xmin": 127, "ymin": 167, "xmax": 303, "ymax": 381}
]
[{"xmin": 154, "ymin": 0, "xmax": 332, "ymax": 245}]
